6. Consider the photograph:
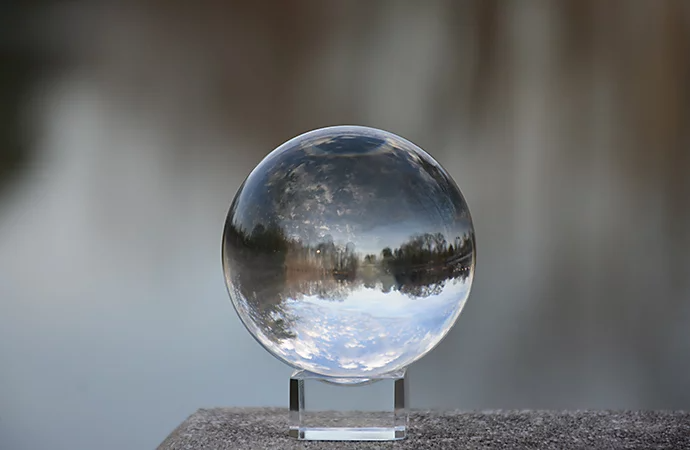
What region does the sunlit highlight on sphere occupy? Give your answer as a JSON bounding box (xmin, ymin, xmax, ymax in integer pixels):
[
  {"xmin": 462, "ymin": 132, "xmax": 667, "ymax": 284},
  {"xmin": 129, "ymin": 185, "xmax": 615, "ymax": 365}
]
[{"xmin": 222, "ymin": 126, "xmax": 475, "ymax": 378}]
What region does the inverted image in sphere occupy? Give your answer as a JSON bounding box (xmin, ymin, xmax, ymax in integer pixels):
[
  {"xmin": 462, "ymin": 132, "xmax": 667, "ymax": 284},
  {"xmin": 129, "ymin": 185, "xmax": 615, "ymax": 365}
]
[{"xmin": 222, "ymin": 126, "xmax": 475, "ymax": 378}]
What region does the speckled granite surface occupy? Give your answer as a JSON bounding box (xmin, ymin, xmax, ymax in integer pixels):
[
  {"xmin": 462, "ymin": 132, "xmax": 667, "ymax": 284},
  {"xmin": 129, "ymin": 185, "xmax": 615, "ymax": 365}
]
[{"xmin": 158, "ymin": 407, "xmax": 690, "ymax": 449}]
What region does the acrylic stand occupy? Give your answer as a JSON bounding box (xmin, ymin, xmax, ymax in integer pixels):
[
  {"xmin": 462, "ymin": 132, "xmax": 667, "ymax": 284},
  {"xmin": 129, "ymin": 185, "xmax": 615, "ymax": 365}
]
[{"xmin": 289, "ymin": 369, "xmax": 407, "ymax": 441}]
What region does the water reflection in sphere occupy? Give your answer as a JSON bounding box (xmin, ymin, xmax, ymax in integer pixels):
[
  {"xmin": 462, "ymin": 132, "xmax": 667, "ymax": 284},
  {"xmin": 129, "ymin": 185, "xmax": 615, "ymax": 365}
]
[{"xmin": 222, "ymin": 126, "xmax": 475, "ymax": 378}]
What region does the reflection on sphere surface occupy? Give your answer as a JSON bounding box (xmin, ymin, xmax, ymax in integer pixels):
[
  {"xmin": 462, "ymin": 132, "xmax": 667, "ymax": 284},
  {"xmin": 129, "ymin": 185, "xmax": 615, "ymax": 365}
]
[{"xmin": 222, "ymin": 126, "xmax": 475, "ymax": 377}]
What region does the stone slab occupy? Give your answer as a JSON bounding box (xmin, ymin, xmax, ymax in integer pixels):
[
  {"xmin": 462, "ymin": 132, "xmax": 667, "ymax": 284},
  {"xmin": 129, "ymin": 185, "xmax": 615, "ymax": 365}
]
[{"xmin": 158, "ymin": 408, "xmax": 690, "ymax": 449}]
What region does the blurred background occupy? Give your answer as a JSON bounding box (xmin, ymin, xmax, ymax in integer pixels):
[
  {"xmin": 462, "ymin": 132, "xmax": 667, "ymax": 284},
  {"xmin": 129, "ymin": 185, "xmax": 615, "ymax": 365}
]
[{"xmin": 2, "ymin": 1, "xmax": 690, "ymax": 449}]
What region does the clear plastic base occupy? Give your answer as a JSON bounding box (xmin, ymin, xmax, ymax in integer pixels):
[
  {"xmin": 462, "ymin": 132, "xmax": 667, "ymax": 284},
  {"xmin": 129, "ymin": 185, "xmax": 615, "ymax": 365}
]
[{"xmin": 288, "ymin": 369, "xmax": 408, "ymax": 441}]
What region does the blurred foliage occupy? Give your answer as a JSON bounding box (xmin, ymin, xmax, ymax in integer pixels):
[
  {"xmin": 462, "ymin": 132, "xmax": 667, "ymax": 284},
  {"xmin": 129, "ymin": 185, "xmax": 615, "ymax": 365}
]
[
  {"xmin": 0, "ymin": 0, "xmax": 52, "ymax": 197},
  {"xmin": 0, "ymin": 50, "xmax": 36, "ymax": 195}
]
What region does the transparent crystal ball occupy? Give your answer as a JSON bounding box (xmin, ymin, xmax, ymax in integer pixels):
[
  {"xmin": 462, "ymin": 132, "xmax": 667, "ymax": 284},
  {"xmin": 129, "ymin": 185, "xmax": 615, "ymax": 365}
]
[{"xmin": 222, "ymin": 126, "xmax": 475, "ymax": 378}]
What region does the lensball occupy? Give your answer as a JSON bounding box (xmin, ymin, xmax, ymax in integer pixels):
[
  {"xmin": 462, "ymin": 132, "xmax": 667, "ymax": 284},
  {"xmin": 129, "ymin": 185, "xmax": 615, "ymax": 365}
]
[{"xmin": 222, "ymin": 126, "xmax": 475, "ymax": 378}]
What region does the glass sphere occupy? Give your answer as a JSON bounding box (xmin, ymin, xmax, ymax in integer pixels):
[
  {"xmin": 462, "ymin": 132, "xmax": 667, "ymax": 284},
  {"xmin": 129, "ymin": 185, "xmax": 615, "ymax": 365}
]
[{"xmin": 222, "ymin": 126, "xmax": 475, "ymax": 378}]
